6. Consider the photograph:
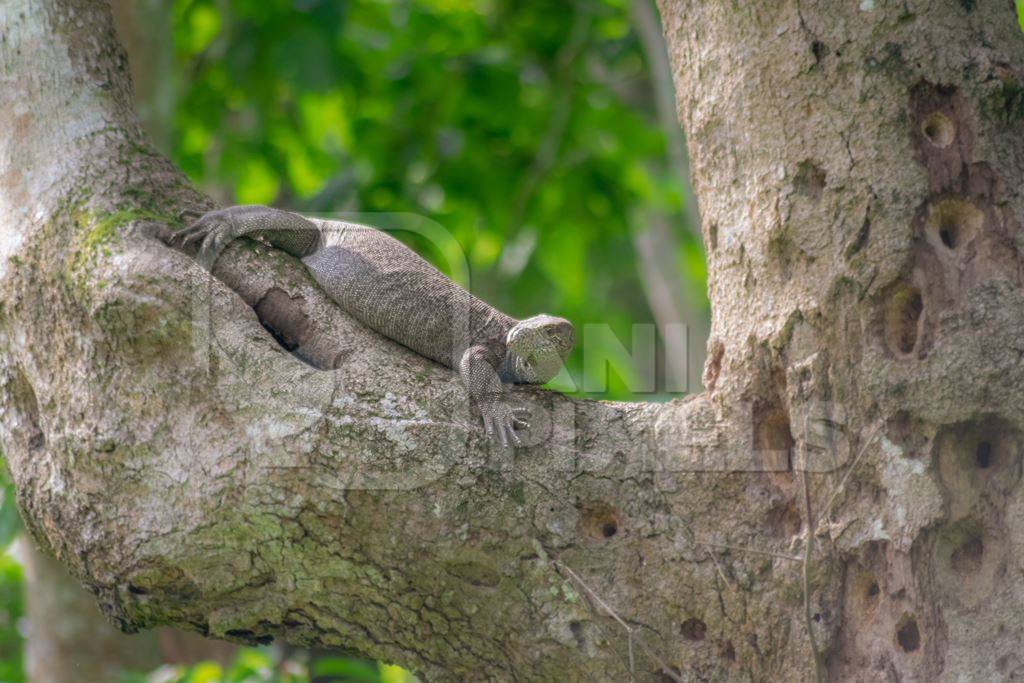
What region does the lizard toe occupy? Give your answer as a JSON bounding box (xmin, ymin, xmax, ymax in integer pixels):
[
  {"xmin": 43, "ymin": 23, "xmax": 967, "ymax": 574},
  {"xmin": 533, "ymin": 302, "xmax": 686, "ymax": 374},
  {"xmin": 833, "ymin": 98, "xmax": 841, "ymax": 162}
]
[{"xmin": 181, "ymin": 225, "xmax": 211, "ymax": 246}]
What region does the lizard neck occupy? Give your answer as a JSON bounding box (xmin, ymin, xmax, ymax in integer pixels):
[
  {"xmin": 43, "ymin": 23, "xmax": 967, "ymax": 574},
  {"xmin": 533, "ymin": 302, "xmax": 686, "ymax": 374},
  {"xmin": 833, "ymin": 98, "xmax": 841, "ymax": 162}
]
[
  {"xmin": 492, "ymin": 313, "xmax": 521, "ymax": 383},
  {"xmin": 498, "ymin": 350, "xmax": 520, "ymax": 383}
]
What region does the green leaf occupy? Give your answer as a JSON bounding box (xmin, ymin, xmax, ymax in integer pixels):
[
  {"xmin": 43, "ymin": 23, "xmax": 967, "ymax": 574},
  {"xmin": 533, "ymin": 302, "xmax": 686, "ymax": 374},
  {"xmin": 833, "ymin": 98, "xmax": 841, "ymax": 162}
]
[
  {"xmin": 224, "ymin": 647, "xmax": 275, "ymax": 679},
  {"xmin": 313, "ymin": 657, "xmax": 381, "ymax": 682},
  {"xmin": 185, "ymin": 661, "xmax": 222, "ymax": 683},
  {"xmin": 0, "ymin": 552, "xmax": 24, "ymax": 683},
  {"xmin": 379, "ymin": 663, "xmax": 416, "ymax": 683},
  {"xmin": 186, "ymin": 5, "xmax": 221, "ymax": 55},
  {"xmin": 1017, "ymin": 0, "xmax": 1024, "ymax": 32},
  {"xmin": 0, "ymin": 457, "xmax": 21, "ymax": 550},
  {"xmin": 0, "ymin": 489, "xmax": 22, "ymax": 551},
  {"xmin": 235, "ymin": 158, "xmax": 280, "ymax": 204}
]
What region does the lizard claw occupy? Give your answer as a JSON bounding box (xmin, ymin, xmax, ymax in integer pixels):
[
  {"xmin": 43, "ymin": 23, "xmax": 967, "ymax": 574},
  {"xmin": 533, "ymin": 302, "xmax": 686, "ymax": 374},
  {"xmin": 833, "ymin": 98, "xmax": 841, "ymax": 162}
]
[
  {"xmin": 171, "ymin": 218, "xmax": 209, "ymax": 246},
  {"xmin": 511, "ymin": 407, "xmax": 530, "ymax": 431},
  {"xmin": 170, "ymin": 209, "xmax": 229, "ymax": 246},
  {"xmin": 168, "ymin": 209, "xmax": 241, "ymax": 269},
  {"xmin": 480, "ymin": 400, "xmax": 527, "ymax": 447},
  {"xmin": 177, "ymin": 208, "xmax": 204, "ymax": 223}
]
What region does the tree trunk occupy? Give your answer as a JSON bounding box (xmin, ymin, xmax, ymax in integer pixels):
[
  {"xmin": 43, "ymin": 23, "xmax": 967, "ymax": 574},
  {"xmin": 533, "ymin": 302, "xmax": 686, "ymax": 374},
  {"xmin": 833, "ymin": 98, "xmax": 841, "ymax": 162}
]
[
  {"xmin": 0, "ymin": 0, "xmax": 1021, "ymax": 681},
  {"xmin": 658, "ymin": 1, "xmax": 1024, "ymax": 680},
  {"xmin": 109, "ymin": 0, "xmax": 176, "ymax": 153}
]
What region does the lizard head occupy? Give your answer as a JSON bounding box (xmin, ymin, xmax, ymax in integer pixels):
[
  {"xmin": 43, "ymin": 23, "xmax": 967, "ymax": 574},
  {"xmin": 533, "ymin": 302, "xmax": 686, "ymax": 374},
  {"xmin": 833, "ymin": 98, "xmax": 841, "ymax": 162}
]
[{"xmin": 505, "ymin": 314, "xmax": 575, "ymax": 384}]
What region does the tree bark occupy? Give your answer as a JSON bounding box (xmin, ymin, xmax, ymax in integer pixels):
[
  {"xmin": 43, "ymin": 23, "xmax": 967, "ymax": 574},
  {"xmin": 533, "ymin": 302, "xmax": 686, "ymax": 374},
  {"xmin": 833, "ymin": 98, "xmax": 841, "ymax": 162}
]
[
  {"xmin": 658, "ymin": 1, "xmax": 1024, "ymax": 680},
  {"xmin": 1, "ymin": 0, "xmax": 1021, "ymax": 681}
]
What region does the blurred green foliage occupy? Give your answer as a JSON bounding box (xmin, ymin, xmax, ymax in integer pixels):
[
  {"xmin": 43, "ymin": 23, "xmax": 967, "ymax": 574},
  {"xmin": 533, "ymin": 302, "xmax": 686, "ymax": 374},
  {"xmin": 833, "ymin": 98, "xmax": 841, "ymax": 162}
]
[
  {"xmin": 117, "ymin": 648, "xmax": 414, "ymax": 683},
  {"xmin": 0, "ymin": 552, "xmax": 22, "ymax": 683},
  {"xmin": 0, "ymin": 469, "xmax": 24, "ymax": 683},
  {"xmin": 171, "ymin": 0, "xmax": 706, "ymax": 399}
]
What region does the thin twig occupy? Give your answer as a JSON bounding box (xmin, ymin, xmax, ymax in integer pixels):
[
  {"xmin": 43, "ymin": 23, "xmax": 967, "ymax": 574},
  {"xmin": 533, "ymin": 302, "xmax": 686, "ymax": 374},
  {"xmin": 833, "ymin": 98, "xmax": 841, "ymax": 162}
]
[
  {"xmin": 554, "ymin": 559, "xmax": 683, "ymax": 683},
  {"xmin": 801, "ymin": 470, "xmax": 826, "ymax": 683},
  {"xmin": 628, "ymin": 632, "xmax": 635, "ymax": 682},
  {"xmin": 704, "ymin": 543, "xmax": 735, "ymax": 591},
  {"xmin": 678, "ymin": 525, "xmax": 737, "ymax": 587},
  {"xmin": 798, "ymin": 422, "xmax": 881, "ymax": 683},
  {"xmin": 817, "ymin": 422, "xmax": 883, "ymax": 524}
]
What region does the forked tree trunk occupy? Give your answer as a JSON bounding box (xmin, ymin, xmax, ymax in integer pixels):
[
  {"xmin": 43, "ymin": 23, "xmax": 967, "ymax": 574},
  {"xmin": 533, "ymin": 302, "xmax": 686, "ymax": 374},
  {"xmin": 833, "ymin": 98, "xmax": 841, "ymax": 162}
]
[{"xmin": 0, "ymin": 0, "xmax": 1022, "ymax": 681}]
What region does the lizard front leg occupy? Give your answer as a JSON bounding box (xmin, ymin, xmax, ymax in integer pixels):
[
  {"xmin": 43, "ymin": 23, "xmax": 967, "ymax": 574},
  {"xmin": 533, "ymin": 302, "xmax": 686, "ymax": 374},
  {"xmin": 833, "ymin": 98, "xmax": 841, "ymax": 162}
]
[
  {"xmin": 459, "ymin": 346, "xmax": 530, "ymax": 447},
  {"xmin": 170, "ymin": 205, "xmax": 322, "ymax": 268}
]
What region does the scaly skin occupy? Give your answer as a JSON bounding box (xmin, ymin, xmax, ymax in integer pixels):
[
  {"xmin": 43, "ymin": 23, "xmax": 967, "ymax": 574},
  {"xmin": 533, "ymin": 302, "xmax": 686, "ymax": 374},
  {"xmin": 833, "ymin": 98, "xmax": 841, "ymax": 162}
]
[{"xmin": 171, "ymin": 205, "xmax": 575, "ymax": 447}]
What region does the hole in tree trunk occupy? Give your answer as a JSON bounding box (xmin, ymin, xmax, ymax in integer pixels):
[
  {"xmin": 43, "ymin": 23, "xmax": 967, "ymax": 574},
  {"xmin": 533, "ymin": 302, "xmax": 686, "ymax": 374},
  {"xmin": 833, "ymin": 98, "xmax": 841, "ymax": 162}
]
[
  {"xmin": 252, "ymin": 287, "xmax": 327, "ymax": 369},
  {"xmin": 754, "ymin": 407, "xmax": 794, "ymax": 472},
  {"xmin": 921, "ymin": 112, "xmax": 955, "ymax": 148},
  {"xmin": 951, "ymin": 533, "xmax": 984, "ymax": 576},
  {"xmin": 975, "ymin": 441, "xmax": 992, "ymax": 468},
  {"xmin": 896, "ymin": 614, "xmax": 921, "ymax": 652},
  {"xmin": 578, "ymin": 502, "xmax": 621, "ymax": 541},
  {"xmin": 924, "ymin": 199, "xmax": 983, "ymax": 252},
  {"xmin": 794, "ymin": 160, "xmax": 826, "ymax": 200},
  {"xmin": 680, "ymin": 617, "xmax": 707, "ymax": 641},
  {"xmin": 883, "ymin": 285, "xmax": 924, "ymax": 358}
]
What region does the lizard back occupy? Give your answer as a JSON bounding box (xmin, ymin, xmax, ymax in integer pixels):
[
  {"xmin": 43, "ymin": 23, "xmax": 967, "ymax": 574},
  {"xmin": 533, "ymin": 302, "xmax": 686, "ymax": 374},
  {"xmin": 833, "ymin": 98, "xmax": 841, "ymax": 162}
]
[{"xmin": 302, "ymin": 221, "xmax": 515, "ymax": 368}]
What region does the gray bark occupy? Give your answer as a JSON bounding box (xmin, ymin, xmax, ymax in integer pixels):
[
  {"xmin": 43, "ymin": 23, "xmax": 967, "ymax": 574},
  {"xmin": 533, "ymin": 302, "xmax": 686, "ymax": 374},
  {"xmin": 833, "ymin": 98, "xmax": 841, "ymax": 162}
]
[
  {"xmin": 659, "ymin": 1, "xmax": 1024, "ymax": 680},
  {"xmin": 13, "ymin": 5, "xmax": 238, "ymax": 680},
  {"xmin": 0, "ymin": 0, "xmax": 1020, "ymax": 681}
]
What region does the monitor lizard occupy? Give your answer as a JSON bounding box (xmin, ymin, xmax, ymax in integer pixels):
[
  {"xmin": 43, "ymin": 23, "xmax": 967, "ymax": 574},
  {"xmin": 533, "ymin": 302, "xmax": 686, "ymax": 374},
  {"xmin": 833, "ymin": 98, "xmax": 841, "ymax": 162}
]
[{"xmin": 171, "ymin": 205, "xmax": 574, "ymax": 447}]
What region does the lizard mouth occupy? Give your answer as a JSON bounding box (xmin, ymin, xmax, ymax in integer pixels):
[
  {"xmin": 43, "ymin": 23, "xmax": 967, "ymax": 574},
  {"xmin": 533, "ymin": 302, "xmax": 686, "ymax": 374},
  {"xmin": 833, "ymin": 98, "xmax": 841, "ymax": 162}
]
[{"xmin": 509, "ymin": 349, "xmax": 561, "ymax": 384}]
